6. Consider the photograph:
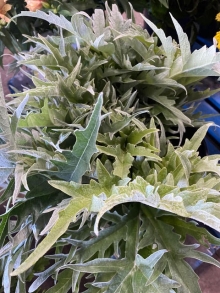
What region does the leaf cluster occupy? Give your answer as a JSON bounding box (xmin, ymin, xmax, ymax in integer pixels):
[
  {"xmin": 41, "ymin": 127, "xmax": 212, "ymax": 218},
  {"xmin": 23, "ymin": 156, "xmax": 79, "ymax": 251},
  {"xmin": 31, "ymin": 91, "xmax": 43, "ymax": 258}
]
[
  {"xmin": 10, "ymin": 4, "xmax": 220, "ymax": 138},
  {"xmin": 104, "ymin": 0, "xmax": 220, "ymax": 43},
  {"xmin": 1, "ymin": 4, "xmax": 220, "ymax": 293}
]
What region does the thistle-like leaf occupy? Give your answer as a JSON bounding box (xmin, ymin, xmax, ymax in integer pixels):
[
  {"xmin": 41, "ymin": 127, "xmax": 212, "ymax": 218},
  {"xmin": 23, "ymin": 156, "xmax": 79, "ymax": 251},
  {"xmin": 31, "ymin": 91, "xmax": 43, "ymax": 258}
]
[
  {"xmin": 11, "ymin": 10, "xmax": 75, "ymax": 34},
  {"xmin": 62, "ymin": 213, "xmax": 178, "ymax": 293},
  {"xmin": 51, "ymin": 94, "xmax": 103, "ymax": 182},
  {"xmin": 18, "ymin": 98, "xmax": 67, "ymax": 127},
  {"xmin": 10, "ymin": 197, "xmax": 91, "ymax": 276},
  {"xmin": 170, "ymin": 14, "xmax": 191, "ymax": 67},
  {"xmin": 141, "ymin": 14, "xmax": 176, "ymax": 68}
]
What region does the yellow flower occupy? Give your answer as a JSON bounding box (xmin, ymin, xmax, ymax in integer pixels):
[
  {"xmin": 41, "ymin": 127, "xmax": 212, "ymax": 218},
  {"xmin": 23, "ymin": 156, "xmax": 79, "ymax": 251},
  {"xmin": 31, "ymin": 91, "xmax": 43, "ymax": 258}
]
[
  {"xmin": 25, "ymin": 0, "xmax": 44, "ymax": 12},
  {"xmin": 216, "ymin": 12, "xmax": 220, "ymax": 22},
  {"xmin": 214, "ymin": 31, "xmax": 220, "ymax": 50},
  {"xmin": 0, "ymin": 0, "xmax": 12, "ymax": 23}
]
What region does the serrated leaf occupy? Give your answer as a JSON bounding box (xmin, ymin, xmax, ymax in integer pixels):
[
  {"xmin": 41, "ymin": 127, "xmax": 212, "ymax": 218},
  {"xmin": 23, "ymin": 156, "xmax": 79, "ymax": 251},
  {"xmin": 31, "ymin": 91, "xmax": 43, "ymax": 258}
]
[
  {"xmin": 172, "ymin": 45, "xmax": 220, "ymax": 79},
  {"xmin": 12, "ymin": 11, "xmax": 75, "ymax": 34},
  {"xmin": 29, "ymin": 260, "xmax": 64, "ymax": 293},
  {"xmin": 51, "ymin": 94, "xmax": 103, "ymax": 181},
  {"xmin": 170, "ymin": 14, "xmax": 191, "ymax": 67},
  {"xmin": 66, "ymin": 57, "xmax": 82, "ymax": 87},
  {"xmin": 0, "ymin": 185, "xmax": 64, "ymax": 252},
  {"xmin": 141, "ymin": 207, "xmax": 203, "ymax": 293},
  {"xmin": 66, "ymin": 228, "xmax": 179, "ymax": 293},
  {"xmin": 113, "ymin": 146, "xmax": 134, "ymax": 179},
  {"xmin": 185, "ymin": 201, "xmax": 220, "ymax": 232},
  {"xmin": 175, "ymin": 151, "xmax": 191, "ymax": 182},
  {"xmin": 182, "ymin": 123, "xmax": 213, "ymax": 151},
  {"xmin": 18, "ymin": 98, "xmax": 66, "ymax": 127},
  {"xmin": 94, "ymin": 170, "xmax": 220, "ymax": 235},
  {"xmin": 141, "ymin": 14, "xmax": 176, "ymax": 67},
  {"xmin": 149, "ymin": 94, "xmax": 191, "ymax": 125},
  {"xmin": 97, "ymin": 144, "xmax": 134, "ymax": 179},
  {"xmin": 127, "ymin": 144, "xmax": 161, "ymax": 161},
  {"xmin": 49, "ymin": 179, "xmax": 107, "ymax": 199},
  {"xmin": 11, "ymin": 197, "xmax": 91, "ymax": 276},
  {"xmin": 107, "ymin": 3, "xmax": 131, "ymax": 33},
  {"xmin": 93, "ymin": 9, "xmax": 106, "ymax": 37},
  {"xmin": 0, "ymin": 223, "xmax": 31, "ymax": 259},
  {"xmin": 75, "ymin": 208, "xmax": 137, "ymax": 264},
  {"xmin": 101, "ymin": 110, "xmax": 148, "ymax": 137},
  {"xmin": 187, "ymin": 249, "xmax": 220, "ymax": 268},
  {"xmin": 63, "ymin": 216, "xmax": 177, "ymax": 293},
  {"xmin": 4, "ymin": 5, "xmax": 220, "ymax": 293},
  {"xmin": 93, "ymin": 177, "xmax": 186, "ymax": 235},
  {"xmin": 96, "ymin": 159, "xmax": 119, "ymax": 190},
  {"xmin": 37, "ymin": 34, "xmax": 65, "ymax": 65},
  {"xmin": 193, "ymin": 157, "xmax": 220, "ymax": 176},
  {"xmin": 66, "ymin": 258, "xmax": 128, "ymax": 273},
  {"xmin": 160, "ymin": 215, "xmax": 220, "ymax": 247},
  {"xmin": 127, "ymin": 128, "xmax": 158, "ymax": 145}
]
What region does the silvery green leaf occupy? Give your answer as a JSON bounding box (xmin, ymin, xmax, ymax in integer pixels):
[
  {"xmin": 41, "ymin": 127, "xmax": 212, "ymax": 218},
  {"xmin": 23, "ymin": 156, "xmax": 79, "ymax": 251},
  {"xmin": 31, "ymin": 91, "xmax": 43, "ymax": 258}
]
[
  {"xmin": 93, "ymin": 9, "xmax": 106, "ymax": 37},
  {"xmin": 97, "ymin": 144, "xmax": 134, "ymax": 179},
  {"xmin": 0, "ymin": 163, "xmax": 14, "ymax": 186},
  {"xmin": 29, "ymin": 260, "xmax": 65, "ymax": 293},
  {"xmin": 40, "ymin": 198, "xmax": 71, "ymax": 235},
  {"xmin": 187, "ymin": 250, "xmax": 220, "ymax": 268},
  {"xmin": 141, "ymin": 14, "xmax": 176, "ymax": 67},
  {"xmin": 175, "ymin": 151, "xmax": 191, "ymax": 182},
  {"xmin": 2, "ymin": 246, "xmax": 23, "ymax": 293},
  {"xmin": 37, "ymin": 34, "xmax": 65, "ymax": 64},
  {"xmin": 18, "ymin": 98, "xmax": 67, "ymax": 127},
  {"xmin": 12, "ymin": 10, "xmax": 75, "ymax": 34},
  {"xmin": 65, "ymin": 258, "xmax": 128, "ymax": 273},
  {"xmin": 127, "ymin": 128, "xmax": 158, "ymax": 145},
  {"xmin": 44, "ymin": 269, "xmax": 72, "ymax": 293},
  {"xmin": 11, "ymin": 197, "xmax": 92, "ymax": 276},
  {"xmin": 0, "ymin": 223, "xmax": 30, "ymax": 258},
  {"xmin": 12, "ymin": 163, "xmax": 24, "ymax": 204},
  {"xmin": 51, "ymin": 94, "xmax": 103, "ymax": 182},
  {"xmin": 63, "ymin": 218, "xmax": 178, "ymax": 293},
  {"xmin": 10, "ymin": 94, "xmax": 29, "ymax": 137},
  {"xmin": 127, "ymin": 144, "xmax": 161, "ymax": 161},
  {"xmin": 182, "ymin": 123, "xmax": 214, "ymax": 151},
  {"xmin": 106, "ymin": 3, "xmax": 132, "ymax": 32},
  {"xmin": 149, "ymin": 94, "xmax": 191, "ymax": 125},
  {"xmin": 193, "ymin": 157, "xmax": 220, "ymax": 176},
  {"xmin": 170, "ymin": 14, "xmax": 191, "ymax": 67},
  {"xmin": 172, "ymin": 44, "xmax": 220, "ymax": 79}
]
